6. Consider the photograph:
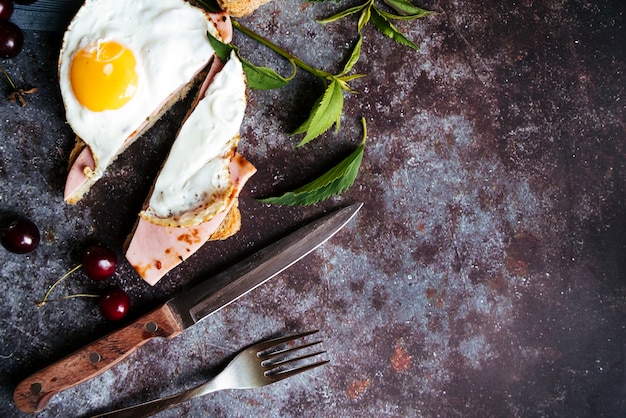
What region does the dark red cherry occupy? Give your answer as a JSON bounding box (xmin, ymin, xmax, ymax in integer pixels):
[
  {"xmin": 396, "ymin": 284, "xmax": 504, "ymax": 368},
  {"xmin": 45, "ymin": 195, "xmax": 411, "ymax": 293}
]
[
  {"xmin": 1, "ymin": 218, "xmax": 40, "ymax": 254},
  {"xmin": 83, "ymin": 245, "xmax": 117, "ymax": 281},
  {"xmin": 99, "ymin": 288, "xmax": 130, "ymax": 321},
  {"xmin": 0, "ymin": 20, "xmax": 23, "ymax": 58},
  {"xmin": 0, "ymin": 0, "xmax": 14, "ymax": 21}
]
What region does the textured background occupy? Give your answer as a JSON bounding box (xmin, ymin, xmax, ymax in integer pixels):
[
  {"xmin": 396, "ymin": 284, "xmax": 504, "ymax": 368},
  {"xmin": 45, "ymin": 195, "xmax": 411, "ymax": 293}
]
[{"xmin": 1, "ymin": 0, "xmax": 625, "ymax": 417}]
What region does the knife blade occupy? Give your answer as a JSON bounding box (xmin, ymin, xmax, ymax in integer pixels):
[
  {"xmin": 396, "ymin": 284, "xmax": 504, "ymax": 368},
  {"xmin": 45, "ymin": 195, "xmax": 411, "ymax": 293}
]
[{"xmin": 13, "ymin": 203, "xmax": 362, "ymax": 413}]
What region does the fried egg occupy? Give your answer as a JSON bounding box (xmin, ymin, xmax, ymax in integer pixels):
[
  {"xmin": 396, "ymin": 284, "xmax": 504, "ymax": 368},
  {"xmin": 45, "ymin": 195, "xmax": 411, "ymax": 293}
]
[
  {"xmin": 140, "ymin": 52, "xmax": 248, "ymax": 227},
  {"xmin": 58, "ymin": 0, "xmax": 219, "ymax": 176}
]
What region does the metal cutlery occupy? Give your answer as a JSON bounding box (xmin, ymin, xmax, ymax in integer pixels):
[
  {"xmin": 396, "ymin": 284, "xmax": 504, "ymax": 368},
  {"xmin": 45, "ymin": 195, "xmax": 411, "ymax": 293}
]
[
  {"xmin": 14, "ymin": 203, "xmax": 362, "ymax": 412},
  {"xmin": 92, "ymin": 330, "xmax": 327, "ymax": 418}
]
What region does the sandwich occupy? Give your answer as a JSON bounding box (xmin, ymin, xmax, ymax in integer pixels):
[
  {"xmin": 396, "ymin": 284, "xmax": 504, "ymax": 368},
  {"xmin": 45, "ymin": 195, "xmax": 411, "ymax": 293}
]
[{"xmin": 125, "ymin": 51, "xmax": 256, "ymax": 286}]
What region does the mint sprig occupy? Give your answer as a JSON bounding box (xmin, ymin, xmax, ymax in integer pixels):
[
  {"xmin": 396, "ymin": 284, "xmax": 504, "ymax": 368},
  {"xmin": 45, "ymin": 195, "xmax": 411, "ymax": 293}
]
[
  {"xmin": 199, "ymin": 1, "xmax": 433, "ymax": 205},
  {"xmin": 260, "ymin": 118, "xmax": 367, "ymax": 206},
  {"xmin": 319, "ymin": 0, "xmax": 433, "ymax": 50},
  {"xmin": 232, "ymin": 20, "xmax": 364, "ymax": 145}
]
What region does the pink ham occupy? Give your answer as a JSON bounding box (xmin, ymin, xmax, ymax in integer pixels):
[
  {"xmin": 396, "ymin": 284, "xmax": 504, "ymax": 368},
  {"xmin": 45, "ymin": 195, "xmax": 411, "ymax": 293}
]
[
  {"xmin": 64, "ymin": 146, "xmax": 96, "ymax": 201},
  {"xmin": 125, "ymin": 153, "xmax": 256, "ymax": 286}
]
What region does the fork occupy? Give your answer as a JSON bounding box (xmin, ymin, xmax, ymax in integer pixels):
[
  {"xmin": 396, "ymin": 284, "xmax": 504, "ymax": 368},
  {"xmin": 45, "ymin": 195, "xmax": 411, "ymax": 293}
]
[{"xmin": 91, "ymin": 330, "xmax": 328, "ymax": 418}]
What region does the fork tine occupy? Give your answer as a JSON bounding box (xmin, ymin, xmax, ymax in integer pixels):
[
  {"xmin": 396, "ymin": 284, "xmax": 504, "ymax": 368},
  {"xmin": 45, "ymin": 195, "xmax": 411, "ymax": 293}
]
[
  {"xmin": 264, "ymin": 349, "xmax": 327, "ymax": 368},
  {"xmin": 259, "ymin": 341, "xmax": 326, "ymax": 367},
  {"xmin": 265, "ymin": 359, "xmax": 330, "ymax": 383},
  {"xmin": 260, "ymin": 339, "xmax": 323, "ymax": 360},
  {"xmin": 253, "ymin": 330, "xmax": 319, "ymax": 352}
]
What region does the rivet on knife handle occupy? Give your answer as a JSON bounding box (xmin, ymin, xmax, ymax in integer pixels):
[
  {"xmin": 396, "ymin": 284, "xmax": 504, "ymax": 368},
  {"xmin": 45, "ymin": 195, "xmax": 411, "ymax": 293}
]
[{"xmin": 13, "ymin": 304, "xmax": 183, "ymax": 413}]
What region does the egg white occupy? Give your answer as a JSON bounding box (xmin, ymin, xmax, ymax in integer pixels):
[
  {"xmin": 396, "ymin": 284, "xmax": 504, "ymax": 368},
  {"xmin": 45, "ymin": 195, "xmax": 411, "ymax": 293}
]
[
  {"xmin": 141, "ymin": 52, "xmax": 247, "ymax": 227},
  {"xmin": 59, "ymin": 0, "xmax": 219, "ymax": 174}
]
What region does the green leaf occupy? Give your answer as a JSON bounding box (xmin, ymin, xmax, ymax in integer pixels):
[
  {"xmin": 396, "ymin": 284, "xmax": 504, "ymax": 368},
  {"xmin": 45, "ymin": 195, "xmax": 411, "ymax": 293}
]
[
  {"xmin": 370, "ymin": 7, "xmax": 419, "ymax": 50},
  {"xmin": 196, "ymin": 0, "xmax": 221, "ymax": 12},
  {"xmin": 358, "ymin": 4, "xmax": 372, "ymax": 32},
  {"xmin": 383, "ymin": 0, "xmax": 432, "ymax": 17},
  {"xmin": 377, "ymin": 9, "xmax": 432, "ymax": 21},
  {"xmin": 206, "ymin": 30, "xmax": 235, "ymax": 62},
  {"xmin": 318, "ymin": 4, "xmax": 367, "ymax": 24},
  {"xmin": 336, "ymin": 74, "xmax": 366, "ymax": 94},
  {"xmin": 241, "ymin": 58, "xmax": 296, "ymax": 90},
  {"xmin": 293, "ymin": 79, "xmax": 344, "ymax": 146},
  {"xmin": 260, "ymin": 118, "xmax": 367, "ymax": 206},
  {"xmin": 207, "ymin": 29, "xmax": 294, "ymax": 90},
  {"xmin": 339, "ymin": 34, "xmax": 363, "ymax": 76}
]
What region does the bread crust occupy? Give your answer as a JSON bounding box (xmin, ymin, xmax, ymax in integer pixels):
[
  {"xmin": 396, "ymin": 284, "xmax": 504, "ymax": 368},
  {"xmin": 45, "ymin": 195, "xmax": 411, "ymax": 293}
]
[
  {"xmin": 210, "ymin": 199, "xmax": 241, "ymax": 240},
  {"xmin": 216, "ymin": 0, "xmax": 272, "ymax": 17}
]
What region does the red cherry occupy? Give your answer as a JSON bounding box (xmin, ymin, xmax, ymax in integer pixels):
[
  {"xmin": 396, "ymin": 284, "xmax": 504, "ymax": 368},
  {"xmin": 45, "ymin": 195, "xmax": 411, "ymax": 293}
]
[
  {"xmin": 99, "ymin": 288, "xmax": 130, "ymax": 321},
  {"xmin": 83, "ymin": 245, "xmax": 117, "ymax": 281},
  {"xmin": 0, "ymin": 0, "xmax": 14, "ymax": 21},
  {"xmin": 0, "ymin": 20, "xmax": 23, "ymax": 58},
  {"xmin": 1, "ymin": 218, "xmax": 40, "ymax": 254}
]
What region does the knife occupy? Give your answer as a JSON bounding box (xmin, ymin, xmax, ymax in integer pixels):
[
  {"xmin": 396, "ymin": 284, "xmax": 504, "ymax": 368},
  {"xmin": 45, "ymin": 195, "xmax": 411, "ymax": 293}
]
[{"xmin": 13, "ymin": 203, "xmax": 362, "ymax": 413}]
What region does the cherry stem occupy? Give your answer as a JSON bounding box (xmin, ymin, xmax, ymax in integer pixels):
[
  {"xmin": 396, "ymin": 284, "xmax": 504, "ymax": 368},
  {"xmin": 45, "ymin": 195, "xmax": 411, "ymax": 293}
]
[
  {"xmin": 36, "ymin": 293, "xmax": 100, "ymax": 308},
  {"xmin": 37, "ymin": 264, "xmax": 83, "ymax": 307},
  {"xmin": 0, "ymin": 64, "xmax": 17, "ymax": 90}
]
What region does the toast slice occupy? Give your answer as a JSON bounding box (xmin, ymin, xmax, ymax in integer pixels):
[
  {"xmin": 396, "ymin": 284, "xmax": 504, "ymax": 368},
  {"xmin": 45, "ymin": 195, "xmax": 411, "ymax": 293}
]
[
  {"xmin": 216, "ymin": 0, "xmax": 272, "ymax": 17},
  {"xmin": 125, "ymin": 155, "xmax": 256, "ymax": 285}
]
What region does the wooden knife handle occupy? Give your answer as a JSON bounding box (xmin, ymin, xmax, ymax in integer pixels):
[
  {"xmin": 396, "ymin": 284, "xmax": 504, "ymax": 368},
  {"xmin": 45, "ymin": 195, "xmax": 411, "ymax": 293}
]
[{"xmin": 13, "ymin": 304, "xmax": 183, "ymax": 413}]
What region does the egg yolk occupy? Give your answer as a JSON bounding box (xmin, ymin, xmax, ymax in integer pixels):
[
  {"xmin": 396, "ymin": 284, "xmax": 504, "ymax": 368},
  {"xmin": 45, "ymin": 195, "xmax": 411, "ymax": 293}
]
[{"xmin": 70, "ymin": 41, "xmax": 138, "ymax": 112}]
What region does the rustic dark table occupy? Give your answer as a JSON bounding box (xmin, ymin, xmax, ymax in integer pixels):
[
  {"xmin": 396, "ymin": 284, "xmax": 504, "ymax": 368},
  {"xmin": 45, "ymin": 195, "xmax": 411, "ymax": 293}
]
[{"xmin": 1, "ymin": 0, "xmax": 625, "ymax": 417}]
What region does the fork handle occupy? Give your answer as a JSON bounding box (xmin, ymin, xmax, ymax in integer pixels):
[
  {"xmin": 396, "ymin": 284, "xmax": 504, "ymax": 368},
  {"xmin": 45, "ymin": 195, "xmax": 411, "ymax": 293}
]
[
  {"xmin": 13, "ymin": 304, "xmax": 183, "ymax": 413},
  {"xmin": 91, "ymin": 380, "xmax": 219, "ymax": 418},
  {"xmin": 91, "ymin": 390, "xmax": 192, "ymax": 418}
]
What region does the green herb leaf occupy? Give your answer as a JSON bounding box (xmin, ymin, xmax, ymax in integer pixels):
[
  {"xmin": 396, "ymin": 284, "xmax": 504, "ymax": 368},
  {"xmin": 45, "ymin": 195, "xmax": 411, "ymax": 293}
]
[
  {"xmin": 382, "ymin": 0, "xmax": 432, "ymax": 17},
  {"xmin": 377, "ymin": 9, "xmax": 432, "ymax": 21},
  {"xmin": 206, "ymin": 30, "xmax": 235, "ymax": 62},
  {"xmin": 339, "ymin": 34, "xmax": 363, "ymax": 76},
  {"xmin": 318, "ymin": 3, "xmax": 367, "ymax": 24},
  {"xmin": 260, "ymin": 118, "xmax": 367, "ymax": 206},
  {"xmin": 336, "ymin": 74, "xmax": 366, "ymax": 94},
  {"xmin": 196, "ymin": 0, "xmax": 221, "ymax": 13},
  {"xmin": 208, "ymin": 30, "xmax": 294, "ymax": 90},
  {"xmin": 370, "ymin": 7, "xmax": 419, "ymax": 50},
  {"xmin": 241, "ymin": 58, "xmax": 296, "ymax": 90},
  {"xmin": 293, "ymin": 79, "xmax": 344, "ymax": 146},
  {"xmin": 358, "ymin": 4, "xmax": 372, "ymax": 32}
]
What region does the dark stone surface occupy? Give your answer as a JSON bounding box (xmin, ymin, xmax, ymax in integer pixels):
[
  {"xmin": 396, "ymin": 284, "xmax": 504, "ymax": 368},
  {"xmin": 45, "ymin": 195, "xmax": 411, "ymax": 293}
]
[{"xmin": 1, "ymin": 0, "xmax": 625, "ymax": 417}]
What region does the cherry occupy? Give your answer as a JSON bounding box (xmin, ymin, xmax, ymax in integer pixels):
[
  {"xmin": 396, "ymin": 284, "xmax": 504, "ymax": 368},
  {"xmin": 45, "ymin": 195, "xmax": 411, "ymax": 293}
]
[
  {"xmin": 99, "ymin": 288, "xmax": 130, "ymax": 321},
  {"xmin": 0, "ymin": 20, "xmax": 23, "ymax": 58},
  {"xmin": 0, "ymin": 0, "xmax": 14, "ymax": 21},
  {"xmin": 83, "ymin": 245, "xmax": 117, "ymax": 281},
  {"xmin": 1, "ymin": 218, "xmax": 40, "ymax": 254}
]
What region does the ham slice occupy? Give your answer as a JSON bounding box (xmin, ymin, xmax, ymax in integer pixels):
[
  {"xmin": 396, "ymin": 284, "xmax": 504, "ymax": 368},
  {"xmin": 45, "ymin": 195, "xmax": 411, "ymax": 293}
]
[{"xmin": 125, "ymin": 153, "xmax": 256, "ymax": 286}]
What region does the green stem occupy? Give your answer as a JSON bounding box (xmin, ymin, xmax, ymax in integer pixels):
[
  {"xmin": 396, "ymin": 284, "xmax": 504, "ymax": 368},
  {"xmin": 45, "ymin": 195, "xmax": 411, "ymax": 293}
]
[{"xmin": 232, "ymin": 20, "xmax": 332, "ymax": 80}]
